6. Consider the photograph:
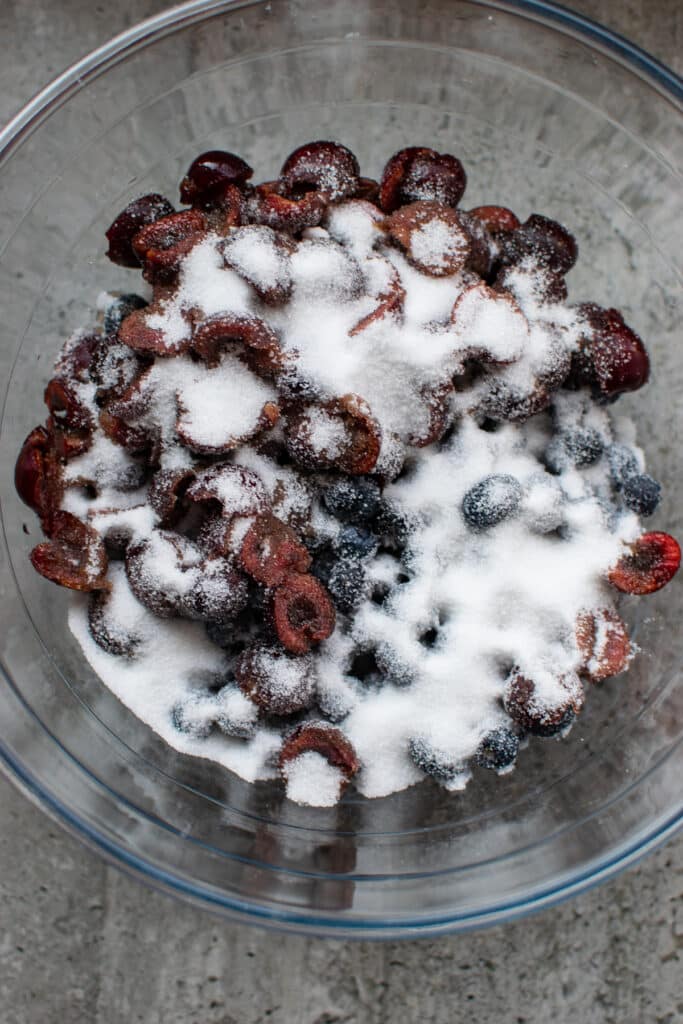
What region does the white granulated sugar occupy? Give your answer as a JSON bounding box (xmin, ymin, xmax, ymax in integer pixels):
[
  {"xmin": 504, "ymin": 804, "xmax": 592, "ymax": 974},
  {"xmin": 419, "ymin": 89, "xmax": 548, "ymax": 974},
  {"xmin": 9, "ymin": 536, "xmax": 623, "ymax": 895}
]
[
  {"xmin": 324, "ymin": 200, "xmax": 383, "ymax": 255},
  {"xmin": 177, "ymin": 235, "xmax": 254, "ymax": 318},
  {"xmin": 282, "ymin": 751, "xmax": 345, "ymax": 807},
  {"xmin": 192, "ymin": 464, "xmax": 267, "ymax": 517},
  {"xmin": 222, "ymin": 227, "xmax": 290, "ymax": 291},
  {"xmin": 63, "ymin": 433, "xmax": 141, "ymax": 491},
  {"xmin": 290, "ymin": 238, "xmax": 361, "ymax": 301},
  {"xmin": 306, "ymin": 407, "xmax": 348, "ymax": 458},
  {"xmin": 409, "ymin": 218, "xmax": 468, "ymax": 272},
  {"xmin": 176, "ymin": 354, "xmax": 276, "ymax": 451},
  {"xmin": 249, "ymin": 647, "xmax": 309, "ymax": 700},
  {"xmin": 234, "ymin": 447, "xmax": 311, "ymax": 525},
  {"xmin": 52, "ymin": 172, "xmax": 663, "ymax": 809},
  {"xmin": 452, "ymin": 283, "xmax": 529, "ymax": 363},
  {"xmin": 145, "ymin": 303, "xmax": 191, "ymax": 350}
]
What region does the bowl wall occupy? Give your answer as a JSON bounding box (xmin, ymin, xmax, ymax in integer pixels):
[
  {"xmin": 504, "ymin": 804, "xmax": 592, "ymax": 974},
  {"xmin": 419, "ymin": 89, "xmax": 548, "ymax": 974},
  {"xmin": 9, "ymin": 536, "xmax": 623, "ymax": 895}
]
[{"xmin": 0, "ymin": 0, "xmax": 681, "ymax": 935}]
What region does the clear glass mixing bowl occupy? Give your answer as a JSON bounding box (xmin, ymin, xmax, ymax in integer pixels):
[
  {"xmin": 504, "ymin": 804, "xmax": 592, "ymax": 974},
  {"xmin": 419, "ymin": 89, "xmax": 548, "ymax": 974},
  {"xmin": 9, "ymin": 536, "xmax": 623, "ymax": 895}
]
[{"xmin": 0, "ymin": 0, "xmax": 681, "ymax": 937}]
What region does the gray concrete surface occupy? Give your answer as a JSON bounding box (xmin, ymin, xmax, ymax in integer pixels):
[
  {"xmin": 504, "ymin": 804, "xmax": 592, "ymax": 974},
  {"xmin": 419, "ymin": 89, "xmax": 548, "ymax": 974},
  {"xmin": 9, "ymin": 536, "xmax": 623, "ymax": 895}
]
[{"xmin": 1, "ymin": 1, "xmax": 682, "ymax": 1021}]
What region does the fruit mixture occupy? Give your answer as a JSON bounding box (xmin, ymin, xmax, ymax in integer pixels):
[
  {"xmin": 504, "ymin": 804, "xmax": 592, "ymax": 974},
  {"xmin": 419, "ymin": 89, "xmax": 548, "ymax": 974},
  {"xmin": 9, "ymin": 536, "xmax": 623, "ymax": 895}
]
[{"xmin": 15, "ymin": 141, "xmax": 680, "ymax": 807}]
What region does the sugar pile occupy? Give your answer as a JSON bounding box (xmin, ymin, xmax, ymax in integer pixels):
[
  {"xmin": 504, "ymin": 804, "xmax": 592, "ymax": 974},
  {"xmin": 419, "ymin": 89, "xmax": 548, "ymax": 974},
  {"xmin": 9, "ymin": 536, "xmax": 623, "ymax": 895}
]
[{"xmin": 54, "ymin": 196, "xmax": 651, "ymax": 807}]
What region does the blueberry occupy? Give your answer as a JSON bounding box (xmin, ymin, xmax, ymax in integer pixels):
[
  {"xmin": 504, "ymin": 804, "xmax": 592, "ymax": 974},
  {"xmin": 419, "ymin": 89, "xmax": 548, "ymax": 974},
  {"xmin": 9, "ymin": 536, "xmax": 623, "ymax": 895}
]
[
  {"xmin": 607, "ymin": 443, "xmax": 639, "ymax": 488},
  {"xmin": 103, "ymin": 293, "xmax": 148, "ymax": 337},
  {"xmin": 310, "ymin": 544, "xmax": 336, "ymax": 586},
  {"xmin": 375, "ymin": 643, "xmax": 414, "ymax": 687},
  {"xmin": 474, "ymin": 727, "xmax": 519, "ymax": 770},
  {"xmin": 409, "ymin": 737, "xmax": 462, "ymax": 783},
  {"xmin": 622, "ymin": 473, "xmax": 661, "ymax": 516},
  {"xmin": 546, "ymin": 429, "xmax": 603, "ymax": 472},
  {"xmin": 562, "ymin": 428, "xmax": 603, "ymax": 467},
  {"xmin": 373, "ymin": 500, "xmax": 411, "ymax": 546},
  {"xmin": 461, "ymin": 474, "xmax": 522, "ymax": 530},
  {"xmin": 323, "ymin": 477, "xmax": 381, "ymax": 524},
  {"xmin": 336, "ymin": 524, "xmax": 377, "ymax": 560},
  {"xmin": 544, "ymin": 437, "xmax": 568, "ymax": 474},
  {"xmin": 317, "ymin": 688, "xmax": 354, "ymax": 723},
  {"xmin": 214, "ymin": 684, "xmax": 258, "ymax": 740},
  {"xmin": 328, "ymin": 557, "xmax": 367, "ymax": 614},
  {"xmin": 171, "ymin": 696, "xmax": 214, "ymax": 739}
]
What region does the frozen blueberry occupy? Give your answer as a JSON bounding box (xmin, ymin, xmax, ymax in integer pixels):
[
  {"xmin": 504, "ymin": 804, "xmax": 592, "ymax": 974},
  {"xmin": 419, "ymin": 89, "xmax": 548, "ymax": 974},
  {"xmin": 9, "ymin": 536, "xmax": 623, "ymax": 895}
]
[
  {"xmin": 310, "ymin": 544, "xmax": 337, "ymax": 587},
  {"xmin": 562, "ymin": 428, "xmax": 604, "ymax": 467},
  {"xmin": 336, "ymin": 524, "xmax": 377, "ymax": 560},
  {"xmin": 607, "ymin": 443, "xmax": 639, "ymax": 488},
  {"xmin": 103, "ymin": 293, "xmax": 148, "ymax": 337},
  {"xmin": 622, "ymin": 473, "xmax": 661, "ymax": 516},
  {"xmin": 373, "ymin": 500, "xmax": 412, "ymax": 546},
  {"xmin": 171, "ymin": 695, "xmax": 215, "ymax": 739},
  {"xmin": 409, "ymin": 737, "xmax": 462, "ymax": 783},
  {"xmin": 327, "ymin": 557, "xmax": 367, "ymax": 614},
  {"xmin": 546, "ymin": 429, "xmax": 603, "ymax": 473},
  {"xmin": 474, "ymin": 727, "xmax": 519, "ymax": 770},
  {"xmin": 214, "ymin": 684, "xmax": 258, "ymax": 739},
  {"xmin": 461, "ymin": 474, "xmax": 522, "ymax": 530},
  {"xmin": 375, "ymin": 643, "xmax": 414, "ymax": 687},
  {"xmin": 323, "ymin": 477, "xmax": 381, "ymax": 524}
]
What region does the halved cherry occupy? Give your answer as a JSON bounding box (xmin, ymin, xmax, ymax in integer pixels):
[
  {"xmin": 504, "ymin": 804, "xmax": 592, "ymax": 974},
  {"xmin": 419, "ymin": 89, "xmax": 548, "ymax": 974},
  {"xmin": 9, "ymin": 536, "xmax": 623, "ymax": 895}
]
[
  {"xmin": 279, "ymin": 721, "xmax": 358, "ymax": 781},
  {"xmin": 608, "ymin": 532, "xmax": 680, "ymax": 595},
  {"xmin": 54, "ymin": 332, "xmax": 102, "ymax": 383},
  {"xmin": 272, "ymin": 573, "xmax": 336, "ymax": 655},
  {"xmin": 504, "ymin": 668, "xmax": 584, "ymax": 736},
  {"xmin": 239, "ymin": 512, "xmax": 311, "ymax": 587},
  {"xmin": 149, "ymin": 467, "xmax": 196, "ymax": 526},
  {"xmin": 30, "ymin": 511, "xmax": 108, "ymax": 592},
  {"xmin": 192, "ymin": 313, "xmax": 285, "ymax": 377},
  {"xmin": 468, "ymin": 205, "xmax": 520, "ymax": 234},
  {"xmin": 408, "ymin": 381, "xmax": 454, "ymax": 447},
  {"xmin": 248, "ymin": 181, "xmax": 328, "ymax": 234},
  {"xmin": 574, "ymin": 304, "xmax": 650, "ymax": 398},
  {"xmin": 236, "ymin": 644, "xmax": 317, "ymax": 716},
  {"xmin": 44, "ymin": 377, "xmax": 93, "ymax": 433},
  {"xmin": 379, "ymin": 146, "xmax": 467, "ymax": 213},
  {"xmin": 384, "ymin": 200, "xmax": 472, "ymax": 277},
  {"xmin": 500, "ymin": 213, "xmax": 578, "ymax": 276},
  {"xmin": 15, "ymin": 426, "xmax": 52, "ymax": 515},
  {"xmin": 185, "ymin": 463, "xmax": 268, "ymax": 519},
  {"xmin": 105, "ymin": 193, "xmax": 175, "ymax": 267},
  {"xmin": 284, "ymin": 394, "xmax": 381, "ymax": 475},
  {"xmin": 280, "ymin": 141, "xmax": 360, "ymax": 202},
  {"xmin": 575, "ymin": 608, "xmax": 632, "ymax": 682},
  {"xmin": 88, "ymin": 588, "xmax": 142, "ymax": 658},
  {"xmin": 179, "ymin": 149, "xmax": 253, "ymax": 205},
  {"xmin": 221, "ymin": 225, "xmax": 294, "ymax": 305},
  {"xmin": 131, "ymin": 209, "xmax": 208, "ymax": 284},
  {"xmin": 118, "ymin": 303, "xmax": 192, "ymax": 357}
]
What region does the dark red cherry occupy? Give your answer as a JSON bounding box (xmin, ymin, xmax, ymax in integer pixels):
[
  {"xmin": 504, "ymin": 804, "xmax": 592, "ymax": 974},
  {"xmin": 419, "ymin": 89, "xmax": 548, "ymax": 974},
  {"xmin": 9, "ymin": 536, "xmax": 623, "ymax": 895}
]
[
  {"xmin": 179, "ymin": 150, "xmax": 253, "ymax": 205},
  {"xmin": 379, "ymin": 147, "xmax": 467, "ymax": 213},
  {"xmin": 500, "ymin": 214, "xmax": 577, "ymax": 275},
  {"xmin": 280, "ymin": 141, "xmax": 360, "ymax": 201},
  {"xmin": 576, "ymin": 305, "xmax": 650, "ymax": 398},
  {"xmin": 105, "ymin": 194, "xmax": 175, "ymax": 267},
  {"xmin": 608, "ymin": 532, "xmax": 680, "ymax": 595},
  {"xmin": 272, "ymin": 573, "xmax": 336, "ymax": 655},
  {"xmin": 15, "ymin": 426, "xmax": 50, "ymax": 514}
]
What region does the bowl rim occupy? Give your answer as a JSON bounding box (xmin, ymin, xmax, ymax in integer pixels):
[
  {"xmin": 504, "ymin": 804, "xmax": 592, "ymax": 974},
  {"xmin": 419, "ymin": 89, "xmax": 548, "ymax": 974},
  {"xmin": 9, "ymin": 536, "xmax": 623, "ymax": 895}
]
[
  {"xmin": 0, "ymin": 0, "xmax": 681, "ymax": 164},
  {"xmin": 0, "ymin": 0, "xmax": 681, "ymax": 936}
]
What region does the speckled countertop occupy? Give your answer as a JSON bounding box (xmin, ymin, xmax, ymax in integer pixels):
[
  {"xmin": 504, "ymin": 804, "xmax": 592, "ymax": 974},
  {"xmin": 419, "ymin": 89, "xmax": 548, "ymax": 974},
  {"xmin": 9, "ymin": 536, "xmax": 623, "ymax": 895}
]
[{"xmin": 1, "ymin": 2, "xmax": 682, "ymax": 1022}]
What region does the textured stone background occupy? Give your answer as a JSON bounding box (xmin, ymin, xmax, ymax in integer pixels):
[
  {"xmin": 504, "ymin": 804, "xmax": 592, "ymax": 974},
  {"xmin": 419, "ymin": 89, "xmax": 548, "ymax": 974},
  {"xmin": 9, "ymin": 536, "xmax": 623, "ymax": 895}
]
[{"xmin": 1, "ymin": 2, "xmax": 682, "ymax": 1022}]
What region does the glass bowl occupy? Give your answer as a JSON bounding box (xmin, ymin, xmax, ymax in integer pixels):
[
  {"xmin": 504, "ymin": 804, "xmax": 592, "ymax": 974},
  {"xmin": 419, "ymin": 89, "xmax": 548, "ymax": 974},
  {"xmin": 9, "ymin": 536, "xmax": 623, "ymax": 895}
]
[{"xmin": 0, "ymin": 0, "xmax": 681, "ymax": 938}]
